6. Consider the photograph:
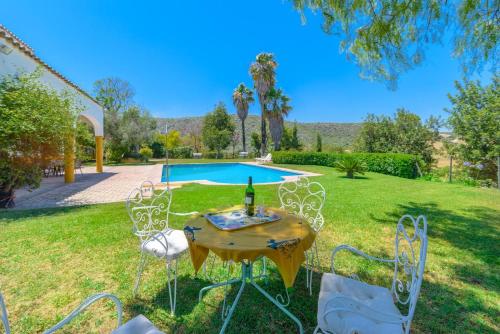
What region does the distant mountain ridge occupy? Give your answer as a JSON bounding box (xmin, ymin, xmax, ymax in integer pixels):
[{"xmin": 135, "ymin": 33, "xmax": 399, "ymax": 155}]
[{"xmin": 156, "ymin": 115, "xmax": 361, "ymax": 149}]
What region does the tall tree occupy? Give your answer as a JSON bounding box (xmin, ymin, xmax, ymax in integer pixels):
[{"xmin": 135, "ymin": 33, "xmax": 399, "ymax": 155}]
[
  {"xmin": 266, "ymin": 88, "xmax": 292, "ymax": 151},
  {"xmin": 120, "ymin": 106, "xmax": 157, "ymax": 153},
  {"xmin": 354, "ymin": 109, "xmax": 440, "ymax": 164},
  {"xmin": 186, "ymin": 121, "xmax": 202, "ymax": 153},
  {"xmin": 202, "ymin": 102, "xmax": 235, "ymax": 158},
  {"xmin": 250, "ymin": 53, "xmax": 277, "ymax": 155},
  {"xmin": 250, "ymin": 132, "xmax": 261, "ymax": 155},
  {"xmin": 447, "ymin": 77, "xmax": 500, "ymax": 165},
  {"xmin": 93, "ymin": 78, "xmax": 135, "ymax": 143},
  {"xmin": 281, "ymin": 127, "xmax": 293, "ymax": 151},
  {"xmin": 291, "ymin": 1, "xmax": 499, "ymax": 88},
  {"xmin": 316, "ymin": 133, "xmax": 322, "ymax": 152},
  {"xmin": 232, "ymin": 83, "xmax": 254, "ymax": 152},
  {"xmin": 290, "ymin": 122, "xmax": 303, "ymax": 151}
]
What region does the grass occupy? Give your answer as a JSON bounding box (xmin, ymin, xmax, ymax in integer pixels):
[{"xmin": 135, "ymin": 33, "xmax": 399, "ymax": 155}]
[{"xmin": 0, "ymin": 164, "xmax": 499, "ymax": 333}]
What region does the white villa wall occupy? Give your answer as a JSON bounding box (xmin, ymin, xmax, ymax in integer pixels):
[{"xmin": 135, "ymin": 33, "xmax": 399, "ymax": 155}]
[{"xmin": 0, "ymin": 36, "xmax": 103, "ymax": 136}]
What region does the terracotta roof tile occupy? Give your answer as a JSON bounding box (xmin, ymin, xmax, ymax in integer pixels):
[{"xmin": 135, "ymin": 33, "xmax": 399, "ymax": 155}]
[{"xmin": 0, "ymin": 24, "xmax": 101, "ymax": 106}]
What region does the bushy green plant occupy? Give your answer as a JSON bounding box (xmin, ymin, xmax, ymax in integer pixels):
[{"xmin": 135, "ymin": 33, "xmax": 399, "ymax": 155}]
[
  {"xmin": 139, "ymin": 145, "xmax": 153, "ymax": 162},
  {"xmin": 421, "ymin": 166, "xmax": 498, "ymax": 188},
  {"xmin": 272, "ymin": 151, "xmax": 421, "ymax": 178},
  {"xmin": 335, "ymin": 155, "xmax": 367, "ymax": 178},
  {"xmin": 169, "ymin": 146, "xmax": 193, "ymax": 159},
  {"xmin": 0, "ymin": 70, "xmax": 81, "ymax": 207},
  {"xmin": 105, "ymin": 143, "xmax": 127, "ymax": 162},
  {"xmin": 354, "ymin": 109, "xmax": 440, "ymax": 166}
]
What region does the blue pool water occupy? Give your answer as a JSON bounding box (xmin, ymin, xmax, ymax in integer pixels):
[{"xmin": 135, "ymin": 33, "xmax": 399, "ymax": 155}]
[{"xmin": 161, "ymin": 163, "xmax": 301, "ymax": 184}]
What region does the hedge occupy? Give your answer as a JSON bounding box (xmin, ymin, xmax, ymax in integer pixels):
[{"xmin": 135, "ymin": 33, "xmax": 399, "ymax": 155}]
[{"xmin": 272, "ymin": 152, "xmax": 422, "ymax": 179}]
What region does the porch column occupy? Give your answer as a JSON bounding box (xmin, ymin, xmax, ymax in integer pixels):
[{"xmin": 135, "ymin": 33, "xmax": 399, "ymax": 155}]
[
  {"xmin": 64, "ymin": 133, "xmax": 75, "ymax": 183},
  {"xmin": 96, "ymin": 136, "xmax": 104, "ymax": 173}
]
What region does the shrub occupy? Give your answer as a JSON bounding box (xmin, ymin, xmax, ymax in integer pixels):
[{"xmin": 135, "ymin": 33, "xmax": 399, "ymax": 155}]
[
  {"xmin": 169, "ymin": 146, "xmax": 193, "ymax": 159},
  {"xmin": 139, "ymin": 146, "xmax": 153, "ymax": 162},
  {"xmin": 0, "ymin": 71, "xmax": 81, "ymax": 207},
  {"xmin": 272, "ymin": 152, "xmax": 421, "ymax": 178},
  {"xmin": 203, "ymin": 151, "xmax": 219, "ymax": 159},
  {"xmin": 335, "ymin": 156, "xmax": 367, "ymax": 178}
]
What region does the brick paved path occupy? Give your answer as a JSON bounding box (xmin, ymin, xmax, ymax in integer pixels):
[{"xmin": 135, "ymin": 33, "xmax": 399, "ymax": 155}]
[{"xmin": 14, "ymin": 165, "xmax": 165, "ymax": 210}]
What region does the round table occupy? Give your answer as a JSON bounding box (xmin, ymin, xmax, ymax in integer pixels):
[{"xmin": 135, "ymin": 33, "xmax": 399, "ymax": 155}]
[{"xmin": 184, "ymin": 206, "xmax": 316, "ymax": 334}]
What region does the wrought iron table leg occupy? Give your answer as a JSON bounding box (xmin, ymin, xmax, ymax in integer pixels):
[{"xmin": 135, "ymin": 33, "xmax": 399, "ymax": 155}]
[
  {"xmin": 199, "ymin": 261, "xmax": 304, "ymax": 334},
  {"xmin": 218, "ymin": 275, "xmax": 246, "ymax": 334},
  {"xmin": 250, "ymin": 281, "xmax": 304, "ymax": 334},
  {"xmin": 198, "ymin": 278, "xmax": 242, "ymax": 302}
]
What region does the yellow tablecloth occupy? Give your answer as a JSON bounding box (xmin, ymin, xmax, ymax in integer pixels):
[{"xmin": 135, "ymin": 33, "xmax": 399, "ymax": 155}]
[{"xmin": 184, "ymin": 206, "xmax": 316, "ymax": 288}]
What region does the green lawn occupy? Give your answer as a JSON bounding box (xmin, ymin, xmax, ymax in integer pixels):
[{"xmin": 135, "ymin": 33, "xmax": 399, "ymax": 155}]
[{"xmin": 0, "ymin": 165, "xmax": 499, "ymax": 333}]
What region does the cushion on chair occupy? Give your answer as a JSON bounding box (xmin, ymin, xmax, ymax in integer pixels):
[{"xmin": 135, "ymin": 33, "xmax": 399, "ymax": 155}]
[
  {"xmin": 317, "ymin": 273, "xmax": 403, "ymax": 334},
  {"xmin": 141, "ymin": 229, "xmax": 188, "ymax": 260},
  {"xmin": 112, "ymin": 314, "xmax": 165, "ymax": 334}
]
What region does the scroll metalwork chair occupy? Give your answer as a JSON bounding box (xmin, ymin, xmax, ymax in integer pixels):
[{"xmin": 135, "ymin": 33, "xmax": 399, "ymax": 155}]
[
  {"xmin": 278, "ymin": 177, "xmax": 326, "ymax": 295},
  {"xmin": 0, "ymin": 292, "xmax": 165, "ymax": 333},
  {"xmin": 314, "ymin": 215, "xmax": 428, "ymax": 334},
  {"xmin": 126, "ymin": 181, "xmax": 198, "ymax": 315}
]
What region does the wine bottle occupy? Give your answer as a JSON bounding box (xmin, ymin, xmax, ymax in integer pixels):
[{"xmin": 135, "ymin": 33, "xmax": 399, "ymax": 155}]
[{"xmin": 245, "ymin": 176, "xmax": 255, "ymax": 216}]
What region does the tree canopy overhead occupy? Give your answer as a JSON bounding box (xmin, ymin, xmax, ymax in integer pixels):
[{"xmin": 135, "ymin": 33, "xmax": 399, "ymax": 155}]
[{"xmin": 292, "ymin": 0, "xmax": 499, "ymax": 88}]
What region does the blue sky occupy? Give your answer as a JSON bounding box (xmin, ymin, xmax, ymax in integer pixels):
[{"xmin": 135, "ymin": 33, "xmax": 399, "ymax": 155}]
[{"xmin": 1, "ymin": 1, "xmax": 475, "ymax": 123}]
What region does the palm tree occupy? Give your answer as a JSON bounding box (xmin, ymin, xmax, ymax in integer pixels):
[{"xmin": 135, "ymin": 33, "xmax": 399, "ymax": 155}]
[
  {"xmin": 249, "ymin": 53, "xmax": 277, "ymax": 156},
  {"xmin": 266, "ymin": 88, "xmax": 292, "ymax": 151},
  {"xmin": 232, "ymin": 83, "xmax": 254, "ymax": 152}
]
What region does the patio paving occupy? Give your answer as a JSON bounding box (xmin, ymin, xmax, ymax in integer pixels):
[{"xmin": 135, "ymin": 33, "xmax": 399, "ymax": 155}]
[{"xmin": 13, "ymin": 165, "xmax": 165, "ymax": 210}]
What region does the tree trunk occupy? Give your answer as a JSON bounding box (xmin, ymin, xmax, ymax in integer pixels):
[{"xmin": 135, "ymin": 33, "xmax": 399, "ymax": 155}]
[
  {"xmin": 0, "ymin": 188, "xmax": 15, "ymax": 208},
  {"xmin": 241, "ymin": 119, "xmax": 246, "ymax": 152},
  {"xmin": 347, "ymin": 171, "xmax": 354, "ymax": 179},
  {"xmin": 260, "ymin": 99, "xmax": 267, "ymax": 156},
  {"xmin": 274, "ymin": 140, "xmax": 280, "ymax": 151}
]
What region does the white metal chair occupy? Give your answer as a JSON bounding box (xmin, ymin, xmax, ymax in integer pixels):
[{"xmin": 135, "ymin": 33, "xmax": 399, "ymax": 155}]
[
  {"xmin": 126, "ymin": 181, "xmax": 198, "ymax": 315},
  {"xmin": 0, "ymin": 291, "xmax": 165, "ymax": 334},
  {"xmin": 278, "ymin": 177, "xmax": 326, "ymax": 295},
  {"xmin": 255, "ymin": 153, "xmax": 272, "ymax": 164},
  {"xmin": 314, "ymin": 215, "xmax": 428, "ymax": 334}
]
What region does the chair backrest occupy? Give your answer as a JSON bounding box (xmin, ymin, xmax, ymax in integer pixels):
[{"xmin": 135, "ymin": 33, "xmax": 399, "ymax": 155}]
[
  {"xmin": 126, "ymin": 181, "xmax": 172, "ymax": 242},
  {"xmin": 391, "ymin": 215, "xmax": 428, "ymax": 328},
  {"xmin": 278, "ymin": 177, "xmax": 326, "ymax": 232},
  {"xmin": 0, "ymin": 292, "xmax": 11, "ymax": 334}
]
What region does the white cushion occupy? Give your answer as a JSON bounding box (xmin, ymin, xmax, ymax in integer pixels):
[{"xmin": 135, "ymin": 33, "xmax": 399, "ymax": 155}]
[
  {"xmin": 112, "ymin": 314, "xmax": 165, "ymax": 334},
  {"xmin": 317, "ymin": 273, "xmax": 403, "ymax": 334},
  {"xmin": 141, "ymin": 229, "xmax": 188, "ymax": 260}
]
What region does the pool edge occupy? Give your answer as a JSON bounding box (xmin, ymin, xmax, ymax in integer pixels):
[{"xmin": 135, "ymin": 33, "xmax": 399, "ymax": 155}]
[{"xmin": 161, "ymin": 162, "xmax": 321, "ymax": 186}]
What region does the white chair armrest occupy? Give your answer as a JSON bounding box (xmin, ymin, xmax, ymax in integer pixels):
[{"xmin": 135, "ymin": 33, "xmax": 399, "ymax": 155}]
[
  {"xmin": 170, "ymin": 211, "xmax": 199, "ymax": 216},
  {"xmin": 43, "ymin": 293, "xmax": 122, "ymax": 334},
  {"xmin": 322, "ymin": 295, "xmax": 405, "ymax": 326},
  {"xmin": 331, "ymin": 244, "xmax": 395, "ymax": 273}
]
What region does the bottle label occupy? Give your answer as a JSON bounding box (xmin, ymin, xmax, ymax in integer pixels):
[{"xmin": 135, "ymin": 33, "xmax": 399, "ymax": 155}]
[{"xmin": 245, "ymin": 196, "xmax": 252, "ymax": 204}]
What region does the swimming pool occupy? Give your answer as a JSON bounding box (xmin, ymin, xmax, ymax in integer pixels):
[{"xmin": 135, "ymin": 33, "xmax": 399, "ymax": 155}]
[{"xmin": 161, "ymin": 163, "xmax": 302, "ymax": 184}]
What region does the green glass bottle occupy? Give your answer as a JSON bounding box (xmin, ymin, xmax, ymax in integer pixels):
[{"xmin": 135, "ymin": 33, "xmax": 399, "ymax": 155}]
[{"xmin": 245, "ymin": 176, "xmax": 255, "ymax": 216}]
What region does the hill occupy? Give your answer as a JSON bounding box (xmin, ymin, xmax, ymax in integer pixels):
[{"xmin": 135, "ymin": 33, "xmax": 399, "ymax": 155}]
[{"xmin": 156, "ymin": 115, "xmax": 361, "ymax": 150}]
